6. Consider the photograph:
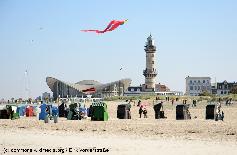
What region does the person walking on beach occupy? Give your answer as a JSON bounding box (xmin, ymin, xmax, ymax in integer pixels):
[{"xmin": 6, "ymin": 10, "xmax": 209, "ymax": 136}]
[
  {"xmin": 128, "ymin": 100, "xmax": 132, "ymax": 110},
  {"xmin": 176, "ymin": 97, "xmax": 179, "ymax": 102},
  {"xmin": 139, "ymin": 106, "xmax": 143, "ymax": 118},
  {"xmin": 171, "ymin": 99, "xmax": 174, "ymax": 106},
  {"xmin": 137, "ymin": 100, "xmax": 141, "ymax": 107}
]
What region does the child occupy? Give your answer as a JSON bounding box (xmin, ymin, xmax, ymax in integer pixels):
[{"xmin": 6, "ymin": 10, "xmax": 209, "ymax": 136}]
[{"xmin": 143, "ymin": 108, "xmax": 148, "ymax": 118}]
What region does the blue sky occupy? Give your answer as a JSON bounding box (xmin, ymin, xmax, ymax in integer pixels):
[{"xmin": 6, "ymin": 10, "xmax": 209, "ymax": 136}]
[{"xmin": 0, "ymin": 0, "xmax": 237, "ymax": 99}]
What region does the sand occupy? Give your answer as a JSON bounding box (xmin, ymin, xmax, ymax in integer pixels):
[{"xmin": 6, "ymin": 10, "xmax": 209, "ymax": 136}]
[{"xmin": 0, "ymin": 101, "xmax": 237, "ymax": 155}]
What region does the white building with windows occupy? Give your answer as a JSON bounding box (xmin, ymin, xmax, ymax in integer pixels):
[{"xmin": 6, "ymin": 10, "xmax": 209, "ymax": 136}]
[{"xmin": 185, "ymin": 76, "xmax": 211, "ymax": 96}]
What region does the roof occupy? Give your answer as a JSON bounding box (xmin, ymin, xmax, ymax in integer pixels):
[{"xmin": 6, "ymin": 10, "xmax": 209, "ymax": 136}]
[
  {"xmin": 185, "ymin": 77, "xmax": 211, "ymax": 79},
  {"xmin": 46, "ymin": 77, "xmax": 132, "ymax": 93},
  {"xmin": 76, "ymin": 80, "xmax": 101, "ymax": 85}
]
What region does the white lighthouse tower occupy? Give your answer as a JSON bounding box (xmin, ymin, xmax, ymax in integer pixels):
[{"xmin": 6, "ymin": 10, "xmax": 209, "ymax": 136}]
[{"xmin": 143, "ymin": 34, "xmax": 157, "ymax": 91}]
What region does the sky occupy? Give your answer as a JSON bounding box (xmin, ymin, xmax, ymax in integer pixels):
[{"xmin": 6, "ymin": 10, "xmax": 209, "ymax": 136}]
[{"xmin": 0, "ymin": 0, "xmax": 237, "ymax": 100}]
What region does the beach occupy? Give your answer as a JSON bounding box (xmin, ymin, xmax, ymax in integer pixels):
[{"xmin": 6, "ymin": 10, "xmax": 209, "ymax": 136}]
[{"xmin": 1, "ymin": 101, "xmax": 237, "ymax": 155}]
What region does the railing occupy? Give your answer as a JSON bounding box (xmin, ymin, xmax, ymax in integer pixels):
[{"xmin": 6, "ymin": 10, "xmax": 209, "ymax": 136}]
[
  {"xmin": 144, "ymin": 45, "xmax": 156, "ymax": 51},
  {"xmin": 143, "ymin": 69, "xmax": 158, "ymax": 75}
]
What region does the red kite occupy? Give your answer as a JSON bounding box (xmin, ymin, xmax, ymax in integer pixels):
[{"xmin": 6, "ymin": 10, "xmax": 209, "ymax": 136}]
[{"xmin": 81, "ymin": 19, "xmax": 128, "ymax": 34}]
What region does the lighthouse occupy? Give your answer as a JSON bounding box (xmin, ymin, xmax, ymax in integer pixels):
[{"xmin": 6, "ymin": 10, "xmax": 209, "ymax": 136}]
[{"xmin": 143, "ymin": 34, "xmax": 157, "ymax": 91}]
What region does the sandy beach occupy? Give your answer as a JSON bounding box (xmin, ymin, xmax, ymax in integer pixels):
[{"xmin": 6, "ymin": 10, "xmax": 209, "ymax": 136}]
[{"xmin": 1, "ymin": 101, "xmax": 237, "ymax": 155}]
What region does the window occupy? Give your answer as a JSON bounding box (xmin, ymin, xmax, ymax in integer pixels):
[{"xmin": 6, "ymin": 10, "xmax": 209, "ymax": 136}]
[
  {"xmin": 151, "ymin": 54, "xmax": 154, "ymax": 57},
  {"xmin": 198, "ymin": 86, "xmax": 200, "ymax": 90},
  {"xmin": 131, "ymin": 88, "xmax": 134, "ymax": 92},
  {"xmin": 190, "ymin": 86, "xmax": 193, "ymax": 90},
  {"xmin": 203, "ymin": 80, "xmax": 205, "ymax": 83},
  {"xmin": 137, "ymin": 88, "xmax": 140, "ymax": 92},
  {"xmin": 194, "ymin": 86, "xmax": 197, "ymax": 90},
  {"xmin": 190, "ymin": 80, "xmax": 192, "ymax": 84},
  {"xmin": 152, "ymin": 61, "xmax": 154, "ymax": 64},
  {"xmin": 198, "ymin": 80, "xmax": 200, "ymax": 83}
]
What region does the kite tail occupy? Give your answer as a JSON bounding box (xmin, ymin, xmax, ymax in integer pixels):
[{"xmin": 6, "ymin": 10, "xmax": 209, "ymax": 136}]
[
  {"xmin": 80, "ymin": 30, "xmax": 104, "ymax": 33},
  {"xmin": 81, "ymin": 19, "xmax": 127, "ymax": 34}
]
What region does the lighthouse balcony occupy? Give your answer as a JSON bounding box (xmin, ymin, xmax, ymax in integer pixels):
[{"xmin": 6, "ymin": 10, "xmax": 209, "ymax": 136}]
[
  {"xmin": 143, "ymin": 69, "xmax": 157, "ymax": 77},
  {"xmin": 144, "ymin": 45, "xmax": 156, "ymax": 51}
]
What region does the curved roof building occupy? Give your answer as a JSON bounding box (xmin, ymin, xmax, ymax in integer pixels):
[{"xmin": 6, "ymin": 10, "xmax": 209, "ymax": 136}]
[{"xmin": 46, "ymin": 77, "xmax": 132, "ymax": 99}]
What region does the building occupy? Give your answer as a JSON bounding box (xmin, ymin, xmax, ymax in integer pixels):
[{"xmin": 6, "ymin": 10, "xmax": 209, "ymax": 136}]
[
  {"xmin": 124, "ymin": 85, "xmax": 183, "ymax": 96},
  {"xmin": 46, "ymin": 77, "xmax": 131, "ymax": 100},
  {"xmin": 155, "ymin": 83, "xmax": 170, "ymax": 92},
  {"xmin": 212, "ymin": 80, "xmax": 237, "ymax": 95},
  {"xmin": 154, "ymin": 84, "xmax": 183, "ymax": 96},
  {"xmin": 124, "ymin": 86, "xmax": 143, "ymax": 96},
  {"xmin": 185, "ymin": 76, "xmax": 211, "ymax": 96},
  {"xmin": 127, "ymin": 86, "xmax": 142, "ymax": 92},
  {"xmin": 42, "ymin": 92, "xmax": 50, "ymax": 100},
  {"xmin": 143, "ymin": 34, "xmax": 157, "ymax": 92}
]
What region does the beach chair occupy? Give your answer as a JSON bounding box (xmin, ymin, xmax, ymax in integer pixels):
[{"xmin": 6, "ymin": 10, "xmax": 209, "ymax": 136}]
[
  {"xmin": 117, "ymin": 104, "xmax": 131, "ymax": 119},
  {"xmin": 59, "ymin": 103, "xmax": 67, "ymax": 117},
  {"xmin": 0, "ymin": 109, "xmax": 10, "ymax": 119},
  {"xmin": 67, "ymin": 103, "xmax": 81, "ymax": 120},
  {"xmin": 91, "ymin": 102, "xmax": 109, "ymax": 121},
  {"xmin": 176, "ymin": 104, "xmax": 191, "ymax": 120},
  {"xmin": 39, "ymin": 104, "xmax": 52, "ymax": 120},
  {"xmin": 16, "ymin": 105, "xmax": 26, "ymax": 117},
  {"xmin": 6, "ymin": 105, "xmax": 20, "ymax": 120},
  {"xmin": 51, "ymin": 106, "xmax": 59, "ymax": 123},
  {"xmin": 26, "ymin": 106, "xmax": 34, "ymax": 117},
  {"xmin": 39, "ymin": 103, "xmax": 47, "ymax": 120},
  {"xmin": 206, "ymin": 104, "xmax": 217, "ymax": 120}
]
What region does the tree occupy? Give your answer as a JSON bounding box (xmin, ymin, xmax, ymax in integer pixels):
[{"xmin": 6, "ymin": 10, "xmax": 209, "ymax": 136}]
[
  {"xmin": 199, "ymin": 91, "xmax": 212, "ymax": 96},
  {"xmin": 230, "ymin": 85, "xmax": 237, "ymax": 94}
]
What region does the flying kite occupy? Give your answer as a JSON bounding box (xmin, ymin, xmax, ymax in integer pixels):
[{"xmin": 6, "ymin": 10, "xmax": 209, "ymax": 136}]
[{"xmin": 81, "ymin": 19, "xmax": 128, "ymax": 34}]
